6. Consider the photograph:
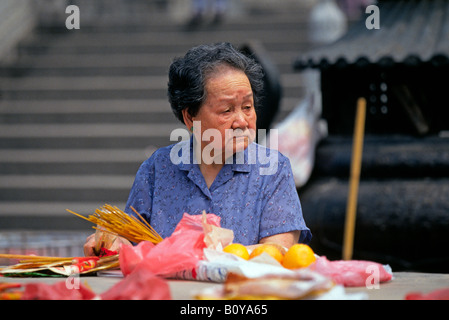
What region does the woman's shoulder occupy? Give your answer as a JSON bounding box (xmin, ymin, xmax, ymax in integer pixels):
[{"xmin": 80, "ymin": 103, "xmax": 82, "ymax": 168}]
[
  {"xmin": 246, "ymin": 142, "xmax": 292, "ymax": 177},
  {"xmin": 252, "ymin": 142, "xmax": 289, "ymax": 159},
  {"xmin": 249, "ymin": 142, "xmax": 291, "ymax": 165},
  {"xmin": 139, "ymin": 142, "xmax": 181, "ymax": 168}
]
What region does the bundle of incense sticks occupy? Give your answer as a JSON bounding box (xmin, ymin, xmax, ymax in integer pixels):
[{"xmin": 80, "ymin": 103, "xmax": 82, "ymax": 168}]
[
  {"xmin": 0, "ymin": 254, "xmax": 72, "ymax": 264},
  {"xmin": 67, "ymin": 204, "xmax": 163, "ymax": 244},
  {"xmin": 0, "ymin": 254, "xmax": 119, "ymax": 276}
]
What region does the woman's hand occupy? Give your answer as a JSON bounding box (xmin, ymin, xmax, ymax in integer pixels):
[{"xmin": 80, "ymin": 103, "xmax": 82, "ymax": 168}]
[
  {"xmin": 83, "ymin": 233, "xmax": 96, "ymax": 256},
  {"xmin": 83, "ymin": 233, "xmax": 131, "ymax": 257}
]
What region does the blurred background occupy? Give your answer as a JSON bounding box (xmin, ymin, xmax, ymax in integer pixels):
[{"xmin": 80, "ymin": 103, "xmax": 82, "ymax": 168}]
[{"xmin": 0, "ymin": 0, "xmax": 448, "ymax": 272}]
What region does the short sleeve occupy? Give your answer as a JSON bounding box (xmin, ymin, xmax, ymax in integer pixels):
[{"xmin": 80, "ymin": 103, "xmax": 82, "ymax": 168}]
[
  {"xmin": 124, "ymin": 157, "xmax": 155, "ymax": 222},
  {"xmin": 258, "ymin": 156, "xmax": 312, "ymax": 244}
]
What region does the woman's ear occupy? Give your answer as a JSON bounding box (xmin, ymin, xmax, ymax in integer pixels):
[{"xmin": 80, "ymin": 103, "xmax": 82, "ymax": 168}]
[{"xmin": 182, "ymin": 108, "xmax": 194, "ymax": 131}]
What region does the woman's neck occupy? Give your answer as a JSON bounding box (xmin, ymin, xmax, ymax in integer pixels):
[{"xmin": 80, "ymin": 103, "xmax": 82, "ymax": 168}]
[{"xmin": 198, "ymin": 162, "xmax": 224, "ymax": 189}]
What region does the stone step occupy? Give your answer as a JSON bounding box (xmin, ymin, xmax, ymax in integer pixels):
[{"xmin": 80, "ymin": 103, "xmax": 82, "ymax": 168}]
[
  {"xmin": 1, "ymin": 187, "xmax": 128, "ymax": 203},
  {"xmin": 57, "ymin": 9, "xmax": 311, "ymax": 31},
  {"xmin": 0, "ymin": 148, "xmax": 149, "ymax": 174},
  {"xmin": 0, "ymin": 111, "xmax": 176, "ymax": 125},
  {"xmin": 0, "ymin": 201, "xmax": 127, "ymax": 230},
  {"xmin": 0, "ymin": 161, "xmax": 141, "ymax": 175},
  {"xmin": 0, "ymin": 174, "xmax": 133, "ymax": 202},
  {"xmin": 0, "ymin": 107, "xmax": 295, "ymax": 126},
  {"xmin": 0, "ymin": 148, "xmax": 149, "ymax": 162},
  {"xmin": 0, "ymin": 96, "xmax": 298, "ymax": 115},
  {"xmin": 30, "ymin": 2, "xmax": 312, "ymax": 32},
  {"xmin": 29, "ymin": 9, "xmax": 311, "ymax": 36},
  {"xmin": 0, "ymin": 134, "xmax": 171, "ymax": 149},
  {"xmin": 0, "ymin": 88, "xmax": 168, "ymax": 100},
  {"xmin": 20, "ymin": 40, "xmax": 309, "ymax": 56},
  {"xmin": 0, "ymin": 74, "xmax": 304, "ymax": 107},
  {"xmin": 21, "ymin": 31, "xmax": 309, "ymax": 58},
  {"xmin": 0, "ymin": 103, "xmax": 296, "ymax": 125},
  {"xmin": 0, "ymin": 122, "xmax": 182, "ymax": 149},
  {"xmin": 0, "ymin": 123, "xmax": 182, "ymax": 138},
  {"xmin": 0, "ymin": 96, "xmax": 297, "ymax": 146},
  {"xmin": 6, "ymin": 51, "xmax": 304, "ymax": 76},
  {"xmin": 0, "ymin": 201, "xmax": 127, "ymax": 217},
  {"xmin": 31, "ymin": 20, "xmax": 311, "ymax": 39},
  {"xmin": 0, "ymin": 122, "xmax": 291, "ymax": 149},
  {"xmin": 0, "ymin": 72, "xmax": 303, "ymax": 91},
  {"xmin": 0, "ymin": 98, "xmax": 171, "ymax": 113},
  {"xmin": 0, "ymin": 75, "xmax": 168, "ymax": 91},
  {"xmin": 0, "ymin": 91, "xmax": 304, "ymax": 105},
  {"xmin": 0, "ymin": 174, "xmax": 134, "ymax": 189},
  {"xmin": 15, "ymin": 22, "xmax": 311, "ymax": 70},
  {"xmin": 3, "ymin": 62, "xmax": 300, "ymax": 78},
  {"xmin": 0, "ymin": 86, "xmax": 303, "ymax": 101}
]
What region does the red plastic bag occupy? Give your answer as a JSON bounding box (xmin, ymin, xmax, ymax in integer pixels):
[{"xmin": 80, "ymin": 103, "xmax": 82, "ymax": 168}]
[
  {"xmin": 101, "ymin": 262, "xmax": 171, "ymax": 300},
  {"xmin": 310, "ymin": 256, "xmax": 393, "ymax": 287},
  {"xmin": 119, "ymin": 241, "xmax": 156, "ymax": 276},
  {"xmin": 22, "ymin": 281, "xmax": 97, "ymax": 300},
  {"xmin": 405, "ymin": 288, "xmax": 449, "ymax": 300},
  {"xmin": 20, "ymin": 265, "xmax": 170, "ymax": 300},
  {"xmin": 119, "ymin": 213, "xmax": 223, "ymax": 277}
]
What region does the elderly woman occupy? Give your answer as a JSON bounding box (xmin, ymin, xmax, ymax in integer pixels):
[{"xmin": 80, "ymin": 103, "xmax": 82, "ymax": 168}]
[{"xmin": 84, "ymin": 43, "xmax": 310, "ymax": 256}]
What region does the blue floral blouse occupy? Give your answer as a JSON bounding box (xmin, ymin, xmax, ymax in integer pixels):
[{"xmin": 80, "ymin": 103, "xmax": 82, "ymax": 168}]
[{"xmin": 125, "ymin": 137, "xmax": 311, "ymax": 245}]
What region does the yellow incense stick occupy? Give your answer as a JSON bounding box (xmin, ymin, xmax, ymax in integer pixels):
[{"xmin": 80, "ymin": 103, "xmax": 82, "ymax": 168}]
[
  {"xmin": 0, "ymin": 254, "xmax": 71, "ymax": 262},
  {"xmin": 67, "ymin": 204, "xmax": 163, "ymax": 244}
]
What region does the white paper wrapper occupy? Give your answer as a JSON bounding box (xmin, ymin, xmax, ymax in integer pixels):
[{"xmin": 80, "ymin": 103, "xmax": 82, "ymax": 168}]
[{"xmin": 187, "ymin": 249, "xmax": 367, "ymax": 300}]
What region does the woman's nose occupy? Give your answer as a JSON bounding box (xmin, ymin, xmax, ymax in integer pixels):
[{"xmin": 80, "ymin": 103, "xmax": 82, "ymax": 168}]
[{"xmin": 232, "ymin": 110, "xmax": 249, "ymax": 129}]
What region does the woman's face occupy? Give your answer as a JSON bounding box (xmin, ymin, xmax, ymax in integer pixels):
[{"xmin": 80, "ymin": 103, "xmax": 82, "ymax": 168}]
[{"xmin": 192, "ymin": 66, "xmax": 257, "ymax": 164}]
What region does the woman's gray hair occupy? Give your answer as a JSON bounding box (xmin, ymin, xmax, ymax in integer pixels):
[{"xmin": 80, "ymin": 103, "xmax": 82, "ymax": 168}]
[{"xmin": 167, "ymin": 42, "xmax": 264, "ymax": 124}]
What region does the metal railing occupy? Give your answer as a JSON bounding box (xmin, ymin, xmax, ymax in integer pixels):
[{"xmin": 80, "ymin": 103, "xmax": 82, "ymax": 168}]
[{"xmin": 0, "ymin": 230, "xmax": 90, "ymax": 265}]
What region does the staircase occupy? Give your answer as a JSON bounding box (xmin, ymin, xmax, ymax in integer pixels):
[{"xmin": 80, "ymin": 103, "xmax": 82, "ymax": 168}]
[{"xmin": 0, "ymin": 1, "xmax": 314, "ymax": 231}]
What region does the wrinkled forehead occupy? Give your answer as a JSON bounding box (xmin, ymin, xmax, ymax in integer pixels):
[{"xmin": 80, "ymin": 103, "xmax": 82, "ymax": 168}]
[{"xmin": 204, "ymin": 67, "xmax": 252, "ymax": 98}]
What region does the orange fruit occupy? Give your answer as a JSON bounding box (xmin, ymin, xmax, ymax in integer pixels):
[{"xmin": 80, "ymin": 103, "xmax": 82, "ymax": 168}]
[
  {"xmin": 282, "ymin": 244, "xmax": 316, "ymax": 269},
  {"xmin": 223, "ymin": 243, "xmax": 250, "ymax": 260},
  {"xmin": 249, "ymin": 244, "xmax": 284, "ymax": 263}
]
